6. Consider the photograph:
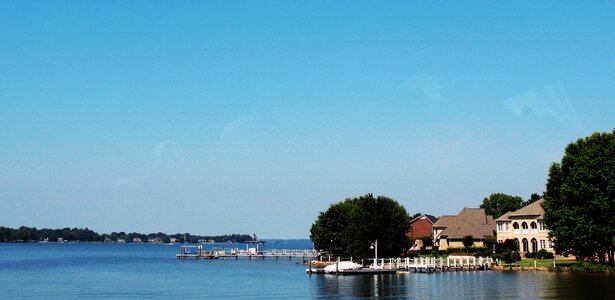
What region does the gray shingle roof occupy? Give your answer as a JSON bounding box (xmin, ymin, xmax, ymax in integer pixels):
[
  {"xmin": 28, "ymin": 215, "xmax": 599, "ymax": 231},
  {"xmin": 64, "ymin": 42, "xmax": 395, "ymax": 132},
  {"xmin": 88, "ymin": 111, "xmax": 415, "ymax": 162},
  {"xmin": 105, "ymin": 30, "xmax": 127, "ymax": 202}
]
[{"xmin": 433, "ymin": 208, "xmax": 495, "ymax": 239}]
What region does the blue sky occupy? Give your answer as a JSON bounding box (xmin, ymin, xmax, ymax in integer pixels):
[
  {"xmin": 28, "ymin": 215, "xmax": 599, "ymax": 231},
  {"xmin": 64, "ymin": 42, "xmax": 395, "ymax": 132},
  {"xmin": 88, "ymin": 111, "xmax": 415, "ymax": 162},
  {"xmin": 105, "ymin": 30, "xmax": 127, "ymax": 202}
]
[{"xmin": 1, "ymin": 1, "xmax": 614, "ymax": 238}]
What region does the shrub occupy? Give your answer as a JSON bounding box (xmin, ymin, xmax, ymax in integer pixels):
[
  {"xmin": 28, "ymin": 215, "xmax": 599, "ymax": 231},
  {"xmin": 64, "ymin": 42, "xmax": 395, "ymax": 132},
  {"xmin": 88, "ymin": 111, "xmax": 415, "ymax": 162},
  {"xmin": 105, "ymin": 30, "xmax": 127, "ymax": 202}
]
[
  {"xmin": 484, "ymin": 236, "xmax": 497, "ymax": 251},
  {"xmin": 431, "ymin": 246, "xmax": 440, "ymax": 257},
  {"xmin": 462, "ymin": 235, "xmax": 474, "ymax": 250},
  {"xmin": 536, "ymin": 249, "xmax": 548, "ymax": 259},
  {"xmin": 500, "ymin": 250, "xmax": 521, "ymax": 268},
  {"xmin": 496, "ymin": 239, "xmax": 517, "ymax": 253},
  {"xmin": 569, "ymin": 262, "xmax": 614, "ymax": 273},
  {"xmin": 447, "ymin": 247, "xmax": 466, "ymax": 254},
  {"xmin": 474, "ymin": 246, "xmax": 492, "ymax": 257},
  {"xmin": 544, "ymin": 252, "xmax": 554, "ymax": 259}
]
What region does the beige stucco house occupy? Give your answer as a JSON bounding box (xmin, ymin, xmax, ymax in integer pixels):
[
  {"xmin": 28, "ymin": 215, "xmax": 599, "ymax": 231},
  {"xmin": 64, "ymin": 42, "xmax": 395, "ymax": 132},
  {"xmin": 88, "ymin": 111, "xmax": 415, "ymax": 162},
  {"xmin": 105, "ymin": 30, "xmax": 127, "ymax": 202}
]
[
  {"xmin": 432, "ymin": 208, "xmax": 495, "ymax": 250},
  {"xmin": 495, "ymin": 199, "xmax": 554, "ymax": 254}
]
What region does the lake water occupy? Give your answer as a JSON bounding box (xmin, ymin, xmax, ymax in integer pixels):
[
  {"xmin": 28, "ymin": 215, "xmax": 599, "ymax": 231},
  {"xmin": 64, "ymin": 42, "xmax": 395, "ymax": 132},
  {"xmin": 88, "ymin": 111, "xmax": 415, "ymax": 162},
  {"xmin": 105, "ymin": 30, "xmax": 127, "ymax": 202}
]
[{"xmin": 1, "ymin": 241, "xmax": 613, "ymax": 299}]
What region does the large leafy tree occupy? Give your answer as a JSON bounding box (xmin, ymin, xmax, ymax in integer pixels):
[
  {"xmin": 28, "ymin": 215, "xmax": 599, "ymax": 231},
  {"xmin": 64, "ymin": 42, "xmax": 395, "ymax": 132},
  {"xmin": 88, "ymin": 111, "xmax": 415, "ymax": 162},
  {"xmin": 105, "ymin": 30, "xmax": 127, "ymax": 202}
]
[
  {"xmin": 479, "ymin": 193, "xmax": 524, "ymax": 219},
  {"xmin": 543, "ymin": 130, "xmax": 615, "ymax": 264},
  {"xmin": 310, "ymin": 194, "xmax": 411, "ymax": 259}
]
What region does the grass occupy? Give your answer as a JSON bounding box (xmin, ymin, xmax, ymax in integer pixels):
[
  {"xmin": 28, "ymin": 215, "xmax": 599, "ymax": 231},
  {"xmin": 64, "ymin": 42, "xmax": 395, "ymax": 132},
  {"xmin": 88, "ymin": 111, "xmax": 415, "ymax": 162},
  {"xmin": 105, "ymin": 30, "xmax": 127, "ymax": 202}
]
[{"xmin": 509, "ymin": 258, "xmax": 576, "ymax": 268}]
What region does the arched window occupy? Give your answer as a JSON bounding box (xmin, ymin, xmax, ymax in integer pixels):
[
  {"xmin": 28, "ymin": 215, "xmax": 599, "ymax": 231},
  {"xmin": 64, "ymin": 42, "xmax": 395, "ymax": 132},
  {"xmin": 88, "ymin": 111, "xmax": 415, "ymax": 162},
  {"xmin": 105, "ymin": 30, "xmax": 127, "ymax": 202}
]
[
  {"xmin": 522, "ymin": 222, "xmax": 528, "ymax": 229},
  {"xmin": 514, "ymin": 238, "xmax": 520, "ymax": 251},
  {"xmin": 531, "ymin": 222, "xmax": 537, "ymax": 229},
  {"xmin": 513, "ymin": 222, "xmax": 519, "ymax": 229},
  {"xmin": 531, "ymin": 238, "xmax": 538, "ymax": 253},
  {"xmin": 522, "ymin": 238, "xmax": 529, "ymax": 253}
]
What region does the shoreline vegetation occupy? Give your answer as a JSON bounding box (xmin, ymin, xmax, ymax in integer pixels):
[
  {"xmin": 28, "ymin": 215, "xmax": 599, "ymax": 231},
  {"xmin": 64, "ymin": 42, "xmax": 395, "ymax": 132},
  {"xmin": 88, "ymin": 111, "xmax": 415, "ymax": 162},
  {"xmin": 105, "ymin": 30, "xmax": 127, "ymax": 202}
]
[
  {"xmin": 494, "ymin": 259, "xmax": 615, "ymax": 273},
  {"xmin": 0, "ymin": 226, "xmax": 252, "ymax": 244}
]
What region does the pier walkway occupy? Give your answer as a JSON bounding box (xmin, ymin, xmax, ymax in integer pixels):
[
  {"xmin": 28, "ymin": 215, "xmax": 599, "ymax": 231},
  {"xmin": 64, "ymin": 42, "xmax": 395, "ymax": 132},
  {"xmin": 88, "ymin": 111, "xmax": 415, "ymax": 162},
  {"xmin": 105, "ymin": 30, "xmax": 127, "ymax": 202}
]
[
  {"xmin": 307, "ymin": 256, "xmax": 494, "ymax": 274},
  {"xmin": 176, "ymin": 246, "xmax": 319, "ymax": 260}
]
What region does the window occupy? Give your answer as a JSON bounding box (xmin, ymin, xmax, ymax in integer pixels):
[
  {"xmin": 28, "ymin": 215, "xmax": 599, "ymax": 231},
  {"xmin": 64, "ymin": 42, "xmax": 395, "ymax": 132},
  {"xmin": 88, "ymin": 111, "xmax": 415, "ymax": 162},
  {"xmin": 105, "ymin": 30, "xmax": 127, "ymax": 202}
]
[
  {"xmin": 505, "ymin": 223, "xmax": 509, "ymax": 231},
  {"xmin": 540, "ymin": 240, "xmax": 546, "ymax": 249},
  {"xmin": 539, "ymin": 221, "xmax": 544, "ymax": 231},
  {"xmin": 513, "ymin": 222, "xmax": 519, "ymax": 229},
  {"xmin": 548, "ymin": 240, "xmax": 553, "ymax": 249},
  {"xmin": 530, "ymin": 222, "xmax": 537, "ymax": 229},
  {"xmin": 522, "ymin": 222, "xmax": 528, "ymax": 229},
  {"xmin": 497, "ymin": 223, "xmax": 503, "ymax": 232}
]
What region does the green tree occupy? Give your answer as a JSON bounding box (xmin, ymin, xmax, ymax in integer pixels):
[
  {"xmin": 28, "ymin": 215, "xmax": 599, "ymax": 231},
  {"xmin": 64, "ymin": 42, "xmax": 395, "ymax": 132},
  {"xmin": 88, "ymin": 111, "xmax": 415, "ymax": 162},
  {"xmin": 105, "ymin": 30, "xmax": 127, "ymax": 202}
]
[
  {"xmin": 0, "ymin": 227, "xmax": 13, "ymax": 242},
  {"xmin": 525, "ymin": 193, "xmax": 542, "ymax": 205},
  {"xmin": 462, "ymin": 235, "xmax": 474, "ymax": 253},
  {"xmin": 484, "ymin": 236, "xmax": 497, "ymax": 253},
  {"xmin": 309, "ymin": 201, "xmax": 351, "ymax": 257},
  {"xmin": 14, "ymin": 226, "xmax": 37, "ymax": 242},
  {"xmin": 500, "ymin": 250, "xmax": 521, "ymax": 270},
  {"xmin": 480, "ymin": 193, "xmax": 524, "ymax": 219},
  {"xmin": 543, "ymin": 130, "xmax": 615, "ymax": 264},
  {"xmin": 310, "ymin": 194, "xmax": 411, "ymax": 259}
]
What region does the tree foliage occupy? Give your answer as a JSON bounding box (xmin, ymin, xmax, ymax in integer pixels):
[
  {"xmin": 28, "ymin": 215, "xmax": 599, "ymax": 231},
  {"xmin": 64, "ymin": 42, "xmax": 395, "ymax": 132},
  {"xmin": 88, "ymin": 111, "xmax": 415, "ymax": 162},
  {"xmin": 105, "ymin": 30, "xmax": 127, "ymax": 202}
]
[
  {"xmin": 480, "ymin": 193, "xmax": 524, "ymax": 219},
  {"xmin": 310, "ymin": 194, "xmax": 411, "ymax": 259},
  {"xmin": 526, "ymin": 193, "xmax": 542, "ymax": 205},
  {"xmin": 462, "ymin": 235, "xmax": 474, "ymax": 251},
  {"xmin": 543, "ymin": 130, "xmax": 615, "ymax": 264}
]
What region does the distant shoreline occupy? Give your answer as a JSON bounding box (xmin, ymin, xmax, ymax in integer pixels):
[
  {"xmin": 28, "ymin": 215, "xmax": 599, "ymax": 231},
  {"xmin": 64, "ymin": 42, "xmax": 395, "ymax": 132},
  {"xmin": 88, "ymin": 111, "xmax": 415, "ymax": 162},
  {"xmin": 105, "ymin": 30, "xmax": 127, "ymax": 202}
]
[{"xmin": 0, "ymin": 226, "xmax": 252, "ymax": 244}]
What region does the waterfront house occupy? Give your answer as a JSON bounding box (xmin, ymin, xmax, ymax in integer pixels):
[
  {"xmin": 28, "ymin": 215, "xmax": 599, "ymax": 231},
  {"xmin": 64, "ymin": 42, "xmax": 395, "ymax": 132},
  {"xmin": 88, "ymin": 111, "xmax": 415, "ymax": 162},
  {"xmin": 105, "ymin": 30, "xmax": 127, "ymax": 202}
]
[
  {"xmin": 432, "ymin": 208, "xmax": 495, "ymax": 250},
  {"xmin": 495, "ymin": 199, "xmax": 554, "ymax": 255},
  {"xmin": 406, "ymin": 214, "xmax": 438, "ymax": 250}
]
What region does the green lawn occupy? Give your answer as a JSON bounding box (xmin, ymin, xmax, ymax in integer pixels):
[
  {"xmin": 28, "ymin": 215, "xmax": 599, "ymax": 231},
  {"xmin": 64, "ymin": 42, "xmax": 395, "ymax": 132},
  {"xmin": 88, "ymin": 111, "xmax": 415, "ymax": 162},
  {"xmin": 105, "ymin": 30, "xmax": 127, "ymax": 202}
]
[{"xmin": 509, "ymin": 259, "xmax": 576, "ymax": 268}]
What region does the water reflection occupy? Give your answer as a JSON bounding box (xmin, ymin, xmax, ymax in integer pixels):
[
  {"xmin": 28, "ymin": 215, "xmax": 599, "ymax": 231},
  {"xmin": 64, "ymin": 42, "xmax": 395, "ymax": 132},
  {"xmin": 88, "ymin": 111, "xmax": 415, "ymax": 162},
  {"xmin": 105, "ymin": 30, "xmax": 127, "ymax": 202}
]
[
  {"xmin": 311, "ymin": 273, "xmax": 407, "ymax": 299},
  {"xmin": 309, "ymin": 271, "xmax": 615, "ymax": 299}
]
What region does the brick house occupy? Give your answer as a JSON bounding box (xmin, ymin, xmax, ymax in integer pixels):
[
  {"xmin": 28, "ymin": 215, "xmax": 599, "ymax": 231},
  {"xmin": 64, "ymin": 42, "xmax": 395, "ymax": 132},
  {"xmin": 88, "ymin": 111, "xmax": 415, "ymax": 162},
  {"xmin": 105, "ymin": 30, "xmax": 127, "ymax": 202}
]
[{"xmin": 406, "ymin": 214, "xmax": 438, "ymax": 250}]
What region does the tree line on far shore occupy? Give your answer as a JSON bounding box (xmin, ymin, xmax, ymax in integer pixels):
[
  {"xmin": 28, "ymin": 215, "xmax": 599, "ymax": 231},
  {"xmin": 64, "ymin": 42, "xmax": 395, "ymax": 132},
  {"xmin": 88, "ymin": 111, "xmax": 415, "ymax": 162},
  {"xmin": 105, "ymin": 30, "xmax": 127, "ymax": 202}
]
[{"xmin": 0, "ymin": 226, "xmax": 252, "ymax": 244}]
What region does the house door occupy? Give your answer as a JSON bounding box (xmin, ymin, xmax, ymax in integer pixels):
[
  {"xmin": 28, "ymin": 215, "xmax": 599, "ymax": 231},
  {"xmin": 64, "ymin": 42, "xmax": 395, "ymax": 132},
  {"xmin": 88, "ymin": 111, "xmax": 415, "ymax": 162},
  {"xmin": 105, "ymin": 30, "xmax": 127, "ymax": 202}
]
[
  {"xmin": 522, "ymin": 238, "xmax": 529, "ymax": 253},
  {"xmin": 531, "ymin": 238, "xmax": 538, "ymax": 253}
]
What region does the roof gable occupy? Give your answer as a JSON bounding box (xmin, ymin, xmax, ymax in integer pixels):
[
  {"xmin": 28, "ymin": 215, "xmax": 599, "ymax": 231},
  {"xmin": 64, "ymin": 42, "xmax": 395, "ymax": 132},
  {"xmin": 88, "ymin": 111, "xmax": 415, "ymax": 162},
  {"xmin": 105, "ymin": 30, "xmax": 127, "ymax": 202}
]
[
  {"xmin": 410, "ymin": 214, "xmax": 439, "ymax": 225},
  {"xmin": 495, "ymin": 199, "xmax": 545, "ymax": 221}
]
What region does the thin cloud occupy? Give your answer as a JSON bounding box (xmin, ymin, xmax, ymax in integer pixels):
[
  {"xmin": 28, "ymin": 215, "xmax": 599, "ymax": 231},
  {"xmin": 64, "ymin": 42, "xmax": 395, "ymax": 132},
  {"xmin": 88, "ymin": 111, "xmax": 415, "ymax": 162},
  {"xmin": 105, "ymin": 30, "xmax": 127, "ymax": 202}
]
[
  {"xmin": 153, "ymin": 140, "xmax": 177, "ymax": 158},
  {"xmin": 113, "ymin": 178, "xmax": 133, "ymax": 189},
  {"xmin": 503, "ymin": 82, "xmax": 584, "ymax": 131},
  {"xmin": 220, "ymin": 117, "xmax": 251, "ymax": 144},
  {"xmin": 405, "ymin": 73, "xmax": 448, "ymax": 103}
]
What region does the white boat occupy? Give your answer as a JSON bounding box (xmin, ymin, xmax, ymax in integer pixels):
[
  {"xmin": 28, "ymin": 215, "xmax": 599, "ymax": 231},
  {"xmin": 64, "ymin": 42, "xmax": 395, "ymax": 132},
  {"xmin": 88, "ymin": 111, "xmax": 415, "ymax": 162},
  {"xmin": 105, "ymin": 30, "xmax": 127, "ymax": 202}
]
[{"xmin": 323, "ymin": 261, "xmax": 363, "ymax": 273}]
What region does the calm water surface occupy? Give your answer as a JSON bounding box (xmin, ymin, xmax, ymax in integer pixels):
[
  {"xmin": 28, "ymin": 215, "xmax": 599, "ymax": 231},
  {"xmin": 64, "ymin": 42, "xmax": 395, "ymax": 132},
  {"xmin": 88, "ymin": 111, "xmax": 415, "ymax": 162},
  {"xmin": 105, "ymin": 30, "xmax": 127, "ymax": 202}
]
[{"xmin": 0, "ymin": 241, "xmax": 613, "ymax": 299}]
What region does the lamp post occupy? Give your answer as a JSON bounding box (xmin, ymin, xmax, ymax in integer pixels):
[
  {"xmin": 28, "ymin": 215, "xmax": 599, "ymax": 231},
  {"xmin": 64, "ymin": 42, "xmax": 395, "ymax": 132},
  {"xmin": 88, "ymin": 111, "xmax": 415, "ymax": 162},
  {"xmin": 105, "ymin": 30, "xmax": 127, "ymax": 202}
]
[{"xmin": 370, "ymin": 240, "xmax": 378, "ymax": 268}]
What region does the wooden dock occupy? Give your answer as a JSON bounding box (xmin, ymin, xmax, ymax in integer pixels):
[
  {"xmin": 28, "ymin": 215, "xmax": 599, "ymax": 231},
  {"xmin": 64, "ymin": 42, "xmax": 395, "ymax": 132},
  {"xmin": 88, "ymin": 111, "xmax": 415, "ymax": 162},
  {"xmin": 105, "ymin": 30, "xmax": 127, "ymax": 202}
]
[
  {"xmin": 176, "ymin": 245, "xmax": 319, "ymax": 260},
  {"xmin": 306, "ymin": 256, "xmax": 494, "ymax": 275}
]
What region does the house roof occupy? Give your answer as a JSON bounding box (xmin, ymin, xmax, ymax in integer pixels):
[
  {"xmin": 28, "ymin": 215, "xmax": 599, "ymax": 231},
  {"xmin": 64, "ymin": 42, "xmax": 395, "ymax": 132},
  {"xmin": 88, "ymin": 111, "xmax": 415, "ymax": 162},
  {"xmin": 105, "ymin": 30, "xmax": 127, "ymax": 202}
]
[
  {"xmin": 433, "ymin": 207, "xmax": 495, "ymax": 239},
  {"xmin": 495, "ymin": 199, "xmax": 545, "ymax": 221},
  {"xmin": 410, "ymin": 214, "xmax": 439, "ymax": 225}
]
